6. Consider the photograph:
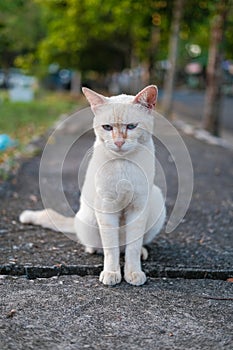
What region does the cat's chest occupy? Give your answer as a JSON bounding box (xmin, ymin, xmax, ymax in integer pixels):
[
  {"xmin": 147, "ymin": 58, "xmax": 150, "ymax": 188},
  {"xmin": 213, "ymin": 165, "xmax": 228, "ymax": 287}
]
[
  {"xmin": 93, "ymin": 159, "xmax": 148, "ymax": 210},
  {"xmin": 105, "ymin": 159, "xmax": 134, "ymax": 179},
  {"xmin": 96, "ymin": 159, "xmax": 148, "ymax": 193}
]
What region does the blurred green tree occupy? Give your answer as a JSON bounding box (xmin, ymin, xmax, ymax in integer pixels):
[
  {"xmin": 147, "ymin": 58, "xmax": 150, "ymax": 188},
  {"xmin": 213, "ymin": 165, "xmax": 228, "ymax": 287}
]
[
  {"xmin": 36, "ymin": 0, "xmax": 158, "ymax": 73},
  {"xmin": 0, "ymin": 0, "xmax": 44, "ymax": 70},
  {"xmin": 162, "ymin": 0, "xmax": 185, "ymax": 118},
  {"xmin": 1, "ymin": 0, "xmax": 233, "ymax": 96},
  {"xmin": 203, "ymin": 0, "xmax": 232, "ymax": 136}
]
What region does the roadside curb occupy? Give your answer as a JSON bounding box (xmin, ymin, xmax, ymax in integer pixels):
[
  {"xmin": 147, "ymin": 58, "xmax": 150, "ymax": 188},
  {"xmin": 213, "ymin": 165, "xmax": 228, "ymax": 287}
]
[
  {"xmin": 172, "ymin": 119, "xmax": 233, "ymax": 150},
  {"xmin": 1, "ymin": 263, "xmax": 233, "ymax": 281}
]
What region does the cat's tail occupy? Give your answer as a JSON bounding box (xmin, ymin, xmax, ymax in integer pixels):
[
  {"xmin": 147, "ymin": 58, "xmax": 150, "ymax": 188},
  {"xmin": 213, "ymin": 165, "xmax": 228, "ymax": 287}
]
[{"xmin": 19, "ymin": 209, "xmax": 76, "ymax": 234}]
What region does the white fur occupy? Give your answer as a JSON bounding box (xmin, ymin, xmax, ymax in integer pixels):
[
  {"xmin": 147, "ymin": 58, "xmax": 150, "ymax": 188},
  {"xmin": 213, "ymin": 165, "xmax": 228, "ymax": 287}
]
[{"xmin": 19, "ymin": 86, "xmax": 166, "ymax": 286}]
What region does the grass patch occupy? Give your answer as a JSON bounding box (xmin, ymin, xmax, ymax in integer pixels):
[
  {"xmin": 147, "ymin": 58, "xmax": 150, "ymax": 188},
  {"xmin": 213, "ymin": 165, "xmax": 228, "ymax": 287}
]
[
  {"xmin": 0, "ymin": 89, "xmax": 84, "ymax": 178},
  {"xmin": 0, "ymin": 90, "xmax": 81, "ymax": 144}
]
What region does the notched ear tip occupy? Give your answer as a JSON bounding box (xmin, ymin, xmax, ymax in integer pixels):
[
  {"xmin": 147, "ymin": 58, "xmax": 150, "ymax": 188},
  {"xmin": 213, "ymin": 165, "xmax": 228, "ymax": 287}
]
[{"xmin": 148, "ymin": 84, "xmax": 158, "ymax": 91}]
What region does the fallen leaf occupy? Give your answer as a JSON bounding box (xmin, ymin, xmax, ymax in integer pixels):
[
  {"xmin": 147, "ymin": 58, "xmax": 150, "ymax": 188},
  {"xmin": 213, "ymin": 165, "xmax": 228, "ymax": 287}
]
[
  {"xmin": 6, "ymin": 309, "xmax": 16, "ymax": 318},
  {"xmin": 55, "ymin": 263, "xmax": 62, "ymax": 268},
  {"xmin": 226, "ymin": 278, "xmax": 233, "ymax": 283},
  {"xmin": 29, "ymin": 194, "xmax": 38, "ymax": 203}
]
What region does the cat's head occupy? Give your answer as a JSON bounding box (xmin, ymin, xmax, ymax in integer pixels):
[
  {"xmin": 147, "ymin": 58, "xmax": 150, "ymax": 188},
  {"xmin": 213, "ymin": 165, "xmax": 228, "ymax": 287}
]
[{"xmin": 82, "ymin": 85, "xmax": 158, "ymax": 155}]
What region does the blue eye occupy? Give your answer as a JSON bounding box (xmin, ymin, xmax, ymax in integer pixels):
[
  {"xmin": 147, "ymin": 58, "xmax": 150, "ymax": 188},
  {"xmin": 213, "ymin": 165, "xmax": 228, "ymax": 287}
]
[
  {"xmin": 102, "ymin": 125, "xmax": 113, "ymax": 131},
  {"xmin": 127, "ymin": 123, "xmax": 138, "ymax": 130}
]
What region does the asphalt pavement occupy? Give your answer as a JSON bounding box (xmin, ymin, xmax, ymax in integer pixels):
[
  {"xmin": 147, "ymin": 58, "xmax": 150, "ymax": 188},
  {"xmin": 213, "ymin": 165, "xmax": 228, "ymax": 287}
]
[
  {"xmin": 0, "ymin": 104, "xmax": 233, "ymax": 349},
  {"xmin": 165, "ymin": 88, "xmax": 233, "ymax": 145}
]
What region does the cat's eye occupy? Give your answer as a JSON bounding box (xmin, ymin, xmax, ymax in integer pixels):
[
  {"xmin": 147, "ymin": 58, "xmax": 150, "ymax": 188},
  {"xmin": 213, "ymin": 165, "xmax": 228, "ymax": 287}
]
[
  {"xmin": 127, "ymin": 123, "xmax": 138, "ymax": 130},
  {"xmin": 102, "ymin": 125, "xmax": 113, "ymax": 131}
]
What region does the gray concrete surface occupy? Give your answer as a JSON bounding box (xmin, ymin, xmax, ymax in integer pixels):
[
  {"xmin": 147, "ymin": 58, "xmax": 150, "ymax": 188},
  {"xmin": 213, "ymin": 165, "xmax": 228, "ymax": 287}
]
[
  {"xmin": 171, "ymin": 89, "xmax": 233, "ymax": 132},
  {"xmin": 1, "ymin": 276, "xmax": 233, "ymax": 350},
  {"xmin": 0, "ymin": 108, "xmax": 233, "ymax": 349},
  {"xmin": 164, "ymin": 88, "xmax": 233, "ymax": 145}
]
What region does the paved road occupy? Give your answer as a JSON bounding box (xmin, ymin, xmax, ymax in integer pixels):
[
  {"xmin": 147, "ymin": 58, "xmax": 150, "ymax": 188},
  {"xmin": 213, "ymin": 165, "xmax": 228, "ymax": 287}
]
[
  {"xmin": 0, "ymin": 107, "xmax": 233, "ymax": 349},
  {"xmin": 160, "ymin": 88, "xmax": 233, "ymax": 132}
]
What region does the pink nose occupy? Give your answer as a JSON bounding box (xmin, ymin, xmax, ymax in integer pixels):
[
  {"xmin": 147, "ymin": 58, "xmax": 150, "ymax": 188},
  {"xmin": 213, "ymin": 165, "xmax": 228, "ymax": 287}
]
[{"xmin": 114, "ymin": 140, "xmax": 125, "ymax": 148}]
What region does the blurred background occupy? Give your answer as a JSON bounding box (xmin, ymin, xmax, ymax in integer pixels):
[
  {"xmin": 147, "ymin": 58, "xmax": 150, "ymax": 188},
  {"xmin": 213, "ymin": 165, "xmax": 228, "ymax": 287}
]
[{"xmin": 0, "ymin": 0, "xmax": 233, "ymax": 166}]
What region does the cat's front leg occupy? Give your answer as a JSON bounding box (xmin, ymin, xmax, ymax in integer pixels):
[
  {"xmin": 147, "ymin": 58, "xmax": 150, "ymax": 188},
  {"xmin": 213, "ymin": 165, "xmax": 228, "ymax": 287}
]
[
  {"xmin": 95, "ymin": 212, "xmax": 121, "ymax": 286},
  {"xmin": 124, "ymin": 210, "xmax": 147, "ymax": 286}
]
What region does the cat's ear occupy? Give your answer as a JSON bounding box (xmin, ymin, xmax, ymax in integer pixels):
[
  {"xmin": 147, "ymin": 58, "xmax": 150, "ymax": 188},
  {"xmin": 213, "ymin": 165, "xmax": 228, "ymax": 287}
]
[
  {"xmin": 133, "ymin": 85, "xmax": 158, "ymax": 109},
  {"xmin": 82, "ymin": 87, "xmax": 107, "ymax": 109}
]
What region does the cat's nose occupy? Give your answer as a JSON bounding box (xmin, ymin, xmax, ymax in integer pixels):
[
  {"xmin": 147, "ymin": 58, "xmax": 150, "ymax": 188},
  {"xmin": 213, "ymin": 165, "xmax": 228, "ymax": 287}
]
[{"xmin": 114, "ymin": 140, "xmax": 125, "ymax": 148}]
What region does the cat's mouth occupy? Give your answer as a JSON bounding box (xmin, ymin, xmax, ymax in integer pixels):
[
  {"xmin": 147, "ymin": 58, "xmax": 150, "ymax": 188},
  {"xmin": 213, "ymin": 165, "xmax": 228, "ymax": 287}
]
[
  {"xmin": 112, "ymin": 148, "xmax": 126, "ymax": 155},
  {"xmin": 104, "ymin": 140, "xmax": 136, "ymax": 155},
  {"xmin": 108, "ymin": 144, "xmax": 135, "ymax": 156}
]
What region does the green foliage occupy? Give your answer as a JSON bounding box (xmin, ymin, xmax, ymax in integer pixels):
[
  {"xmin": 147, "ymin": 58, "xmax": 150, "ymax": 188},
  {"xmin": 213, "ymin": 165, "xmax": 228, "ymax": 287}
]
[
  {"xmin": 0, "ymin": 0, "xmax": 44, "ymax": 69},
  {"xmin": 0, "ymin": 90, "xmax": 80, "ymax": 177},
  {"xmin": 36, "ymin": 0, "xmax": 156, "ymax": 71},
  {"xmin": 0, "ymin": 91, "xmax": 78, "ymax": 144},
  {"xmin": 0, "ymin": 0, "xmax": 233, "ymax": 74}
]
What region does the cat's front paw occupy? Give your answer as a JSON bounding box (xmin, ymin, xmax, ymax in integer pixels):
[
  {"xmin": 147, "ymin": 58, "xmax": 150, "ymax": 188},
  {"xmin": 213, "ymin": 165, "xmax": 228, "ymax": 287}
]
[
  {"xmin": 124, "ymin": 270, "xmax": 147, "ymax": 286},
  {"xmin": 99, "ymin": 270, "xmax": 122, "ymax": 286}
]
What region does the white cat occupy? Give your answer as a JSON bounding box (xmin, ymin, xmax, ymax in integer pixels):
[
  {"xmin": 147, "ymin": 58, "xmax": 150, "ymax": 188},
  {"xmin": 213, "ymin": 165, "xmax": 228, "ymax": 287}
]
[{"xmin": 20, "ymin": 85, "xmax": 166, "ymax": 286}]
